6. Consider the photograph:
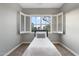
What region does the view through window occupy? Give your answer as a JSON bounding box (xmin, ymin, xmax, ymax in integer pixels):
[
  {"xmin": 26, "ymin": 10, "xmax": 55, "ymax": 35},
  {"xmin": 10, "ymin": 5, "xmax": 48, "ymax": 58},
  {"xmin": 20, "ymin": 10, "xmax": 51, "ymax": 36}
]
[{"xmin": 31, "ymin": 16, "xmax": 51, "ymax": 32}]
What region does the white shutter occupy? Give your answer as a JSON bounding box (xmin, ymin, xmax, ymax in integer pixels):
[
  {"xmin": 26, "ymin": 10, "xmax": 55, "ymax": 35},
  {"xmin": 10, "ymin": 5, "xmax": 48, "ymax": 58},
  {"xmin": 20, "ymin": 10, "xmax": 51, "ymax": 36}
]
[
  {"xmin": 52, "ymin": 16, "xmax": 57, "ymax": 33},
  {"xmin": 20, "ymin": 12, "xmax": 31, "ymax": 34},
  {"xmin": 20, "ymin": 12, "xmax": 25, "ymax": 33},
  {"xmin": 26, "ymin": 16, "xmax": 31, "ymax": 32},
  {"xmin": 57, "ymin": 12, "xmax": 63, "ymax": 33}
]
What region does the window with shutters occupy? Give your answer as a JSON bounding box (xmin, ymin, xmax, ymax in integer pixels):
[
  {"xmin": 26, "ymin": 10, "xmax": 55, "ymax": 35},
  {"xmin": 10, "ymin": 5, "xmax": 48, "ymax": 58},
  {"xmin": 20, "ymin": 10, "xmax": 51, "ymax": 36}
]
[{"xmin": 20, "ymin": 12, "xmax": 63, "ymax": 34}]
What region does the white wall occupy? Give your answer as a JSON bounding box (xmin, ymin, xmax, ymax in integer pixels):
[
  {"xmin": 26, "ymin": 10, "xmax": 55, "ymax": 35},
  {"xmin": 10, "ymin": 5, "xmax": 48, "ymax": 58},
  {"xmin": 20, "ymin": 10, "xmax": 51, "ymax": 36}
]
[
  {"xmin": 61, "ymin": 8, "xmax": 79, "ymax": 55},
  {"xmin": 0, "ymin": 4, "xmax": 21, "ymax": 55},
  {"xmin": 21, "ymin": 33, "xmax": 60, "ymax": 43}
]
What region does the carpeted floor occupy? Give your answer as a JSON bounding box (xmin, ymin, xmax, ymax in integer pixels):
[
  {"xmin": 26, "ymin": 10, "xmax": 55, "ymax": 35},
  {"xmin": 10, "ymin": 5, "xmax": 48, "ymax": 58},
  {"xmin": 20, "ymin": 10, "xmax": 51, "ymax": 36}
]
[{"xmin": 8, "ymin": 43, "xmax": 75, "ymax": 56}]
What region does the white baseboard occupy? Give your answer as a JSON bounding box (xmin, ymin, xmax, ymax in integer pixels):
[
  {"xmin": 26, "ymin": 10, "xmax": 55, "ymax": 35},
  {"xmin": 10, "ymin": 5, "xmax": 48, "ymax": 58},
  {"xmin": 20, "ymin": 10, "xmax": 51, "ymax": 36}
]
[
  {"xmin": 23, "ymin": 41, "xmax": 60, "ymax": 44},
  {"xmin": 4, "ymin": 42, "xmax": 23, "ymax": 56},
  {"xmin": 53, "ymin": 42, "xmax": 60, "ymax": 44},
  {"xmin": 60, "ymin": 43, "xmax": 79, "ymax": 56},
  {"xmin": 22, "ymin": 42, "xmax": 31, "ymax": 44}
]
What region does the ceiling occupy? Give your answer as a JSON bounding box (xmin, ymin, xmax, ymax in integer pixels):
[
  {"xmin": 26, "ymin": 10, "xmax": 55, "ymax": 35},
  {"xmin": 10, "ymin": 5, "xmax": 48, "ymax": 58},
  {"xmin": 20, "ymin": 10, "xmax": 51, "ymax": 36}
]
[{"xmin": 19, "ymin": 3, "xmax": 64, "ymax": 8}]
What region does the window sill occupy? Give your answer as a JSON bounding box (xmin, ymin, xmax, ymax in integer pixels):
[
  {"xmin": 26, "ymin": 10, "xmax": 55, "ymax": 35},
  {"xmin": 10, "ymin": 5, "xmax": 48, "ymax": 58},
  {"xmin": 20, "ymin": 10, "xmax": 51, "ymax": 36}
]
[
  {"xmin": 20, "ymin": 31, "xmax": 63, "ymax": 34},
  {"xmin": 52, "ymin": 31, "xmax": 63, "ymax": 34},
  {"xmin": 20, "ymin": 31, "xmax": 31, "ymax": 34}
]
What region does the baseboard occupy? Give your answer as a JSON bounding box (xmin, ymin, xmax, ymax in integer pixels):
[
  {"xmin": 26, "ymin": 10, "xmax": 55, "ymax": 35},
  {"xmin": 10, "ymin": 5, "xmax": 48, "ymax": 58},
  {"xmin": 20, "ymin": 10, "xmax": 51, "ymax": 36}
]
[
  {"xmin": 53, "ymin": 42, "xmax": 60, "ymax": 44},
  {"xmin": 22, "ymin": 41, "xmax": 60, "ymax": 44},
  {"xmin": 60, "ymin": 43, "xmax": 79, "ymax": 56},
  {"xmin": 22, "ymin": 42, "xmax": 31, "ymax": 44},
  {"xmin": 4, "ymin": 42, "xmax": 23, "ymax": 56}
]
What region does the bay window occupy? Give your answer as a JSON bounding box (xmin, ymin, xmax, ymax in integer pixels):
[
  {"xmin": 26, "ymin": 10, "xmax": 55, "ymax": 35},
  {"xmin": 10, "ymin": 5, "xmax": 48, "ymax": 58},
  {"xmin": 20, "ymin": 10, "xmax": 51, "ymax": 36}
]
[{"xmin": 20, "ymin": 12, "xmax": 63, "ymax": 34}]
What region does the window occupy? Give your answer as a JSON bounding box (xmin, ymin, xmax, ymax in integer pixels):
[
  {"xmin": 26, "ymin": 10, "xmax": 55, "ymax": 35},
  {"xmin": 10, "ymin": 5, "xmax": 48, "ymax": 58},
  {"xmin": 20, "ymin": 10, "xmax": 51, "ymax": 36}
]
[
  {"xmin": 20, "ymin": 12, "xmax": 31, "ymax": 33},
  {"xmin": 20, "ymin": 12, "xmax": 63, "ymax": 34},
  {"xmin": 31, "ymin": 16, "xmax": 51, "ymax": 32}
]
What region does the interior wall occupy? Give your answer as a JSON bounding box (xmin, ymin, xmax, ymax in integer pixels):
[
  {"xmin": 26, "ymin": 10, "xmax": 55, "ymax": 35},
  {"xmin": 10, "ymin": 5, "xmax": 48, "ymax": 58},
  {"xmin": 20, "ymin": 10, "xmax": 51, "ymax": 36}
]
[
  {"xmin": 0, "ymin": 3, "xmax": 21, "ymax": 55},
  {"xmin": 21, "ymin": 8, "xmax": 61, "ymax": 43},
  {"xmin": 21, "ymin": 33, "xmax": 60, "ymax": 43},
  {"xmin": 60, "ymin": 3, "xmax": 79, "ymax": 55}
]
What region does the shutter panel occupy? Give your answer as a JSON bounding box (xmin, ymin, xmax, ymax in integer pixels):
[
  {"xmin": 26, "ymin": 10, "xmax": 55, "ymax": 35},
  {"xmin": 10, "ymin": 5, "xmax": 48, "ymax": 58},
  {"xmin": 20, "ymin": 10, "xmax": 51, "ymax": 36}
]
[
  {"xmin": 57, "ymin": 12, "xmax": 63, "ymax": 33},
  {"xmin": 21, "ymin": 15, "xmax": 24, "ymax": 32},
  {"xmin": 52, "ymin": 16, "xmax": 57, "ymax": 32},
  {"xmin": 26, "ymin": 16, "xmax": 31, "ymax": 32}
]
